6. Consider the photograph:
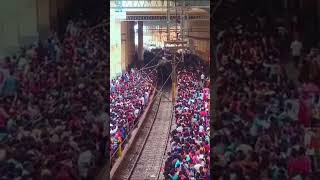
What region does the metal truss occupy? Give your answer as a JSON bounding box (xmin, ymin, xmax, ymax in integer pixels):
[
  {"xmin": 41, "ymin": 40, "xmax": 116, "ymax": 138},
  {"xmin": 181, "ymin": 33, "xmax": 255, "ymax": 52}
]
[
  {"xmin": 110, "ymin": 0, "xmax": 209, "ymax": 9},
  {"xmin": 122, "ymin": 15, "xmax": 209, "ymax": 21}
]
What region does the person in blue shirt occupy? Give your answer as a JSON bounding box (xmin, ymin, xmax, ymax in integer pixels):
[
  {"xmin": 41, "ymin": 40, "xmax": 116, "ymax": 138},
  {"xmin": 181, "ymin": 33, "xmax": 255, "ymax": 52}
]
[
  {"xmin": 47, "ymin": 38, "xmax": 55, "ymax": 61},
  {"xmin": 172, "ymin": 173, "xmax": 179, "ymax": 180},
  {"xmin": 1, "ymin": 71, "xmax": 17, "ymax": 97}
]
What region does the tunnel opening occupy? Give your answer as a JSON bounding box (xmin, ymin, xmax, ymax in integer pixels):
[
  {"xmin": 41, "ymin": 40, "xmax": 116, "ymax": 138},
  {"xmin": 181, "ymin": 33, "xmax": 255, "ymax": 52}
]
[{"xmin": 157, "ymin": 61, "xmax": 172, "ymax": 88}]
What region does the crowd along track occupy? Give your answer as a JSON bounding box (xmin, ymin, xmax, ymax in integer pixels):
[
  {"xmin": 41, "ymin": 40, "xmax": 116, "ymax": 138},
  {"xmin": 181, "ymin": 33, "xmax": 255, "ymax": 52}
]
[{"xmin": 112, "ymin": 88, "xmax": 173, "ymax": 180}]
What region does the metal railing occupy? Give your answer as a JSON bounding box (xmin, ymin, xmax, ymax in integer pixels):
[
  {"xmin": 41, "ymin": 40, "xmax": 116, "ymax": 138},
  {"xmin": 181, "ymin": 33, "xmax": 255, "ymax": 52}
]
[
  {"xmin": 110, "ymin": 89, "xmax": 156, "ymax": 168},
  {"xmin": 110, "ymin": 119, "xmax": 138, "ymax": 167}
]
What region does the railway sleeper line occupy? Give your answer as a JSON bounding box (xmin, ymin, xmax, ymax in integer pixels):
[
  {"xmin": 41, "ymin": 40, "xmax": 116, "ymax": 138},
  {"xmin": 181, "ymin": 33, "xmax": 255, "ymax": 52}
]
[{"xmin": 113, "ymin": 89, "xmax": 173, "ymax": 180}]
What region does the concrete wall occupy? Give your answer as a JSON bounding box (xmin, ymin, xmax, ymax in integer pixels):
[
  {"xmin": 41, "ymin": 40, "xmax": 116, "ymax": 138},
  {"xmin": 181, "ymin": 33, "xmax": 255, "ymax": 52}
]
[
  {"xmin": 0, "ymin": 0, "xmax": 73, "ymax": 58},
  {"xmin": 187, "ymin": 20, "xmax": 210, "ymax": 62},
  {"xmin": 18, "ymin": 0, "xmax": 38, "ymax": 46},
  {"xmin": 0, "ymin": 0, "xmax": 41, "ymax": 57},
  {"xmin": 110, "ymin": 9, "xmax": 122, "ymax": 79},
  {"xmin": 38, "ymin": 0, "xmax": 73, "ymax": 39}
]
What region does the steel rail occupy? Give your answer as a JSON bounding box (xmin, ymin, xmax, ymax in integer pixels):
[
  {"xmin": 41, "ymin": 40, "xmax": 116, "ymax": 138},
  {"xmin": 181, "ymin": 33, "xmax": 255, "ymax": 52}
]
[
  {"xmin": 126, "ymin": 72, "xmax": 172, "ymax": 180},
  {"xmin": 155, "ymin": 105, "xmax": 174, "ymax": 180}
]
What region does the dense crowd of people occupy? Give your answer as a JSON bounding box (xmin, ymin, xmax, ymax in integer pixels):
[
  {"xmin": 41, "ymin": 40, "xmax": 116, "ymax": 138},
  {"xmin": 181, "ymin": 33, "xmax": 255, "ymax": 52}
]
[
  {"xmin": 110, "ymin": 68, "xmax": 156, "ymax": 157},
  {"xmin": 163, "ymin": 61, "xmax": 210, "ymax": 180},
  {"xmin": 0, "ymin": 15, "xmax": 107, "ymax": 180},
  {"xmin": 213, "ymin": 16, "xmax": 320, "ymax": 179}
]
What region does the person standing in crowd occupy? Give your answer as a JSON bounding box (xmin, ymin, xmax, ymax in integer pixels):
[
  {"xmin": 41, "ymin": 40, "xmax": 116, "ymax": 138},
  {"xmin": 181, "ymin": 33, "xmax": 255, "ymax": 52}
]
[
  {"xmin": 0, "ymin": 66, "xmax": 9, "ymax": 95},
  {"xmin": 290, "ymin": 38, "xmax": 303, "ymax": 68},
  {"xmin": 1, "ymin": 70, "xmax": 17, "ymax": 98},
  {"xmin": 77, "ymin": 146, "xmax": 94, "ymax": 180},
  {"xmin": 66, "ymin": 20, "xmax": 78, "ymax": 37},
  {"xmin": 47, "ymin": 38, "xmax": 56, "ymax": 61},
  {"xmin": 201, "ymin": 73, "xmax": 205, "ymax": 84}
]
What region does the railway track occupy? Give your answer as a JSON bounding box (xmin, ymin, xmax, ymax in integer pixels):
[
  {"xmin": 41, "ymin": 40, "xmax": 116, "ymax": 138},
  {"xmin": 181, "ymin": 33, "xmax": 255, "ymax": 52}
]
[
  {"xmin": 112, "ymin": 89, "xmax": 173, "ymax": 180},
  {"xmin": 158, "ymin": 104, "xmax": 176, "ymax": 180}
]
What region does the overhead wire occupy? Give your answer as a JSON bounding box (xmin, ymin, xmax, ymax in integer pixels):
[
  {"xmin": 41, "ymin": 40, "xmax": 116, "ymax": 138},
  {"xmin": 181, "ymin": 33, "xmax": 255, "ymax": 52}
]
[
  {"xmin": 143, "ymin": 51, "xmax": 186, "ymax": 103},
  {"xmin": 111, "ymin": 50, "xmax": 184, "ymax": 103},
  {"xmin": 136, "ymin": 50, "xmax": 183, "ymax": 89},
  {"xmin": 136, "ymin": 64, "xmax": 160, "ymax": 72},
  {"xmin": 136, "ymin": 50, "xmax": 163, "ymax": 72}
]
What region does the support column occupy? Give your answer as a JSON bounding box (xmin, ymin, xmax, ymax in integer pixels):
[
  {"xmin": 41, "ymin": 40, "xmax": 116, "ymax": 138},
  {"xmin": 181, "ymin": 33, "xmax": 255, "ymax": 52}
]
[
  {"xmin": 0, "ymin": 0, "xmax": 20, "ymax": 57},
  {"xmin": 37, "ymin": 0, "xmax": 51, "ymax": 40},
  {"xmin": 138, "ymin": 21, "xmax": 144, "ymax": 63},
  {"xmin": 121, "ymin": 21, "xmax": 127, "ymax": 72},
  {"xmin": 121, "ymin": 21, "xmax": 135, "ymax": 72},
  {"xmin": 186, "ymin": 20, "xmax": 210, "ymax": 62},
  {"xmin": 0, "ymin": 0, "xmax": 72, "ymax": 57},
  {"xmin": 18, "ymin": 0, "xmax": 39, "ymax": 46},
  {"xmin": 127, "ymin": 21, "xmax": 135, "ymax": 68},
  {"xmin": 49, "ymin": 0, "xmax": 58, "ymax": 31}
]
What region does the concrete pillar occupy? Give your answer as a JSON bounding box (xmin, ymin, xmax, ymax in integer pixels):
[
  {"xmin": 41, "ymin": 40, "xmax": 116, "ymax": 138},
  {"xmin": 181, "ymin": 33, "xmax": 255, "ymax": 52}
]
[
  {"xmin": 49, "ymin": 0, "xmax": 58, "ymax": 31},
  {"xmin": 121, "ymin": 21, "xmax": 127, "ymax": 71},
  {"xmin": 0, "ymin": 0, "xmax": 74, "ymax": 58},
  {"xmin": 186, "ymin": 20, "xmax": 210, "ymax": 62},
  {"xmin": 121, "ymin": 21, "xmax": 136, "ymax": 71},
  {"xmin": 0, "ymin": 0, "xmax": 20, "ymax": 57},
  {"xmin": 138, "ymin": 21, "xmax": 144, "ymax": 62},
  {"xmin": 18, "ymin": 0, "xmax": 39, "ymax": 46},
  {"xmin": 127, "ymin": 21, "xmax": 135, "ymax": 67},
  {"xmin": 0, "ymin": 0, "xmax": 39, "ymax": 57},
  {"xmin": 37, "ymin": 0, "xmax": 51, "ymax": 41}
]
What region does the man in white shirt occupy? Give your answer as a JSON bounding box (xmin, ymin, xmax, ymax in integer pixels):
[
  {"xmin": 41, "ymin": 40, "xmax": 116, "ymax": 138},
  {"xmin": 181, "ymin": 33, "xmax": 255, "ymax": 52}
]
[
  {"xmin": 77, "ymin": 148, "xmax": 93, "ymax": 179},
  {"xmin": 17, "ymin": 55, "xmax": 28, "ymax": 72},
  {"xmin": 140, "ymin": 96, "xmax": 145, "ymax": 106},
  {"xmin": 110, "ymin": 125, "xmax": 118, "ymax": 135},
  {"xmin": 290, "ymin": 39, "xmax": 303, "ymax": 67},
  {"xmin": 201, "ymin": 73, "xmax": 205, "ymax": 81},
  {"xmin": 134, "ymin": 108, "xmax": 140, "ymax": 118},
  {"xmin": 67, "ymin": 20, "xmax": 78, "ymax": 36},
  {"xmin": 193, "ymin": 163, "xmax": 203, "ymax": 173},
  {"xmin": 144, "ymin": 91, "xmax": 149, "ymax": 104}
]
